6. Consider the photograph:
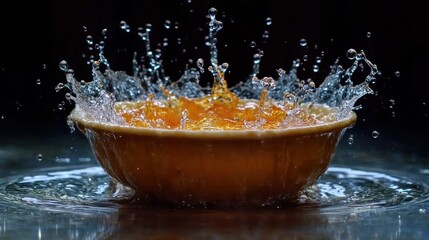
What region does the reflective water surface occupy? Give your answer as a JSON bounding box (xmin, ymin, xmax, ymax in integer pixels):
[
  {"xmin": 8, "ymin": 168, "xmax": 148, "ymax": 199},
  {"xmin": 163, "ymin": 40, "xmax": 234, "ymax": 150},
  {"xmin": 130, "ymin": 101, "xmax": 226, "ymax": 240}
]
[{"xmin": 1, "ymin": 133, "xmax": 428, "ymax": 239}]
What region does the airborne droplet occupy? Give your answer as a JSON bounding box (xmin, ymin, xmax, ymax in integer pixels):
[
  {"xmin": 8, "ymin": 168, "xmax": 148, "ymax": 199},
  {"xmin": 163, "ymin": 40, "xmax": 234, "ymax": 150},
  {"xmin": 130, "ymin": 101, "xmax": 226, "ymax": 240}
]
[
  {"xmin": 348, "ymin": 134, "xmax": 354, "ymax": 145},
  {"xmin": 55, "ymin": 83, "xmax": 65, "ymax": 92},
  {"xmin": 120, "ymin": 20, "xmax": 130, "ymax": 32},
  {"xmin": 303, "ymin": 55, "xmax": 308, "ymax": 62},
  {"xmin": 197, "ymin": 58, "xmax": 204, "ymax": 73},
  {"xmin": 208, "ymin": 7, "xmax": 217, "ymax": 20},
  {"xmin": 59, "ymin": 60, "xmax": 68, "ymax": 72},
  {"xmin": 313, "ymin": 65, "xmax": 319, "ymax": 72},
  {"xmin": 395, "ymin": 71, "xmax": 400, "ymax": 77},
  {"xmin": 346, "ymin": 48, "xmax": 357, "ymax": 60},
  {"xmin": 220, "ymin": 62, "xmax": 229, "ymax": 73},
  {"xmin": 265, "ymin": 17, "xmax": 272, "ymax": 26},
  {"xmin": 164, "ymin": 20, "xmax": 171, "ymax": 29},
  {"xmin": 86, "ymin": 35, "xmax": 94, "ymax": 45},
  {"xmin": 253, "ymin": 53, "xmax": 261, "ymax": 64}
]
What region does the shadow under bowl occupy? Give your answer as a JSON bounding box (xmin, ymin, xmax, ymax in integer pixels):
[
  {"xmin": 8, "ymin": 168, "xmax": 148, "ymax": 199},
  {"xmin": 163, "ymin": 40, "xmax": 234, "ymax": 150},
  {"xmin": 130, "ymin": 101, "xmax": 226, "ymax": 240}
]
[{"xmin": 71, "ymin": 104, "xmax": 356, "ymax": 208}]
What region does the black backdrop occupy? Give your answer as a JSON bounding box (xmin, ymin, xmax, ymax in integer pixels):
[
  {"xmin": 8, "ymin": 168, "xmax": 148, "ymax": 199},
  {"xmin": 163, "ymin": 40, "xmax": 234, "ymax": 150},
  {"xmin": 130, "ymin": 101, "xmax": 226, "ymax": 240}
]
[{"xmin": 0, "ymin": 0, "xmax": 426, "ymax": 146}]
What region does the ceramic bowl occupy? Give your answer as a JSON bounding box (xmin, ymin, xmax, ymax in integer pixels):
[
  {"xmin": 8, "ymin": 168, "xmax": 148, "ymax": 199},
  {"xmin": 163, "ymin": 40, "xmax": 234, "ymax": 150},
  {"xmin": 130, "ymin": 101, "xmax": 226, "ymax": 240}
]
[{"xmin": 71, "ymin": 103, "xmax": 356, "ymax": 207}]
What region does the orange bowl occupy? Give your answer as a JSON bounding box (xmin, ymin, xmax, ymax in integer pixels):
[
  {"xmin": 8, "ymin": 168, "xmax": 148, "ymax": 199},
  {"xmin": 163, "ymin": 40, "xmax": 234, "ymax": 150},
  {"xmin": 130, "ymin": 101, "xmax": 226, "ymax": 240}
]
[{"xmin": 71, "ymin": 102, "xmax": 356, "ymax": 207}]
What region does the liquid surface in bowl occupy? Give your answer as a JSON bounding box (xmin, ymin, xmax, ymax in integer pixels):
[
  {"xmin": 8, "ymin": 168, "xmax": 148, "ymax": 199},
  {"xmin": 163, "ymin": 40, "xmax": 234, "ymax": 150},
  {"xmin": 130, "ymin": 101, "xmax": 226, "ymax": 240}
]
[{"xmin": 115, "ymin": 73, "xmax": 337, "ymax": 131}]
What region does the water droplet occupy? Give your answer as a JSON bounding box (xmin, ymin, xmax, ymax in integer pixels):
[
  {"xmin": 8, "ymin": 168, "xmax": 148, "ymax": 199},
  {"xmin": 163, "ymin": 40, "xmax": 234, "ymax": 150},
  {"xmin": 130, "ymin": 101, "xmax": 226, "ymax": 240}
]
[
  {"xmin": 262, "ymin": 30, "xmax": 269, "ymax": 39},
  {"xmin": 42, "ymin": 64, "xmax": 47, "ymax": 69},
  {"xmin": 250, "ymin": 41, "xmax": 257, "ymax": 48},
  {"xmin": 358, "ymin": 63, "xmax": 365, "ymax": 72},
  {"xmin": 36, "ymin": 154, "xmax": 43, "ymax": 161},
  {"xmin": 162, "ymin": 38, "xmax": 169, "ymax": 47},
  {"xmin": 86, "ymin": 35, "xmax": 94, "ymax": 45},
  {"xmin": 82, "ymin": 26, "xmax": 87, "ymax": 32},
  {"xmin": 55, "ymin": 83, "xmax": 65, "ymax": 92},
  {"xmin": 58, "ymin": 101, "xmax": 65, "ymax": 110},
  {"xmin": 294, "ymin": 59, "xmax": 301, "ymax": 68},
  {"xmin": 395, "ymin": 71, "xmax": 400, "ymax": 77},
  {"xmin": 348, "ymin": 134, "xmax": 354, "ymax": 145},
  {"xmin": 346, "ymin": 48, "xmax": 357, "ymax": 60},
  {"xmin": 299, "ymin": 38, "xmax": 307, "ymax": 47},
  {"xmin": 372, "ymin": 130, "xmax": 380, "ymax": 139},
  {"xmin": 120, "ymin": 20, "xmax": 127, "ymax": 29},
  {"xmin": 303, "ymin": 55, "xmax": 308, "ymax": 62},
  {"xmin": 36, "ymin": 79, "xmax": 41, "ymax": 85},
  {"xmin": 313, "ymin": 65, "xmax": 319, "ymax": 72},
  {"xmin": 102, "ymin": 28, "xmax": 108, "ymax": 38},
  {"xmin": 145, "ymin": 23, "xmax": 152, "ymax": 32},
  {"xmin": 197, "ymin": 58, "xmax": 204, "ymax": 73},
  {"xmin": 15, "ymin": 102, "xmax": 21, "ymax": 111},
  {"xmin": 220, "ymin": 62, "xmax": 229, "ymax": 73},
  {"xmin": 66, "ymin": 69, "xmax": 75, "ymax": 77},
  {"xmin": 208, "ymin": 8, "xmax": 217, "ymax": 20},
  {"xmin": 136, "ymin": 27, "xmax": 145, "ymax": 38},
  {"xmin": 253, "ymin": 53, "xmax": 261, "ymax": 64},
  {"xmin": 1, "ymin": 114, "xmax": 5, "ymax": 120},
  {"xmin": 204, "ymin": 36, "xmax": 211, "ymax": 46},
  {"xmin": 65, "ymin": 92, "xmax": 72, "ymax": 101},
  {"xmin": 120, "ymin": 20, "xmax": 130, "ymax": 32},
  {"xmin": 315, "ymin": 56, "xmax": 322, "ymax": 63},
  {"xmin": 59, "ymin": 60, "xmax": 68, "ymax": 72},
  {"xmin": 266, "ymin": 17, "xmax": 272, "ymax": 26},
  {"xmin": 366, "ymin": 32, "xmax": 371, "ymax": 38},
  {"xmin": 164, "ymin": 20, "xmax": 171, "ymax": 29}
]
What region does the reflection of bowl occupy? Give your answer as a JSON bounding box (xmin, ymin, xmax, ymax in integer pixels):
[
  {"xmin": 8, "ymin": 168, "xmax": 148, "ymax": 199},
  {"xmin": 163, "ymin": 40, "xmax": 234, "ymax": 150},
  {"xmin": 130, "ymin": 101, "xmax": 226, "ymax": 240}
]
[{"xmin": 71, "ymin": 102, "xmax": 356, "ymax": 207}]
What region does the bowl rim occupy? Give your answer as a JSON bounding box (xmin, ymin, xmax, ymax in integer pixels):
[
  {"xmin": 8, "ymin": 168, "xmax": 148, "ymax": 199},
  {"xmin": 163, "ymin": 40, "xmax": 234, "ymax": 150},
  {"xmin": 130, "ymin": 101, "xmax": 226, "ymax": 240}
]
[{"xmin": 70, "ymin": 104, "xmax": 357, "ymax": 139}]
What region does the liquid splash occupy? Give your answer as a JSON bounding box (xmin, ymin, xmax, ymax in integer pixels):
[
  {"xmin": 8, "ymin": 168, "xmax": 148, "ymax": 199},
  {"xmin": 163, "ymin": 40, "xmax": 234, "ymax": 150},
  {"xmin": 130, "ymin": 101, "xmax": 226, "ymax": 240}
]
[
  {"xmin": 1, "ymin": 165, "xmax": 427, "ymax": 211},
  {"xmin": 57, "ymin": 7, "xmax": 378, "ymax": 131}
]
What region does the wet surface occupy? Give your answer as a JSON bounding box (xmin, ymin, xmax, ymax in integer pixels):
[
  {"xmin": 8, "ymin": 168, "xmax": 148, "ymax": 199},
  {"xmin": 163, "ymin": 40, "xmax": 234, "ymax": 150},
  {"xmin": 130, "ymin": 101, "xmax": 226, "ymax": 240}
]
[{"xmin": 0, "ymin": 132, "xmax": 428, "ymax": 239}]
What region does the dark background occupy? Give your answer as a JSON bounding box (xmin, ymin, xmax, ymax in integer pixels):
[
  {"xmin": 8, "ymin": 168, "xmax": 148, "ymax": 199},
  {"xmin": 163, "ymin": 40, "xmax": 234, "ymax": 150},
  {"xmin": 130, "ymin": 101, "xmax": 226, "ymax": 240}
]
[{"xmin": 0, "ymin": 0, "xmax": 426, "ymax": 152}]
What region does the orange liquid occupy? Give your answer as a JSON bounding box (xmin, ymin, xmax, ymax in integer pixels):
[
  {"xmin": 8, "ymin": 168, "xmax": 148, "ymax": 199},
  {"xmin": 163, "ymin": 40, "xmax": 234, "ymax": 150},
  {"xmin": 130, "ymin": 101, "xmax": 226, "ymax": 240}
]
[{"xmin": 115, "ymin": 77, "xmax": 332, "ymax": 130}]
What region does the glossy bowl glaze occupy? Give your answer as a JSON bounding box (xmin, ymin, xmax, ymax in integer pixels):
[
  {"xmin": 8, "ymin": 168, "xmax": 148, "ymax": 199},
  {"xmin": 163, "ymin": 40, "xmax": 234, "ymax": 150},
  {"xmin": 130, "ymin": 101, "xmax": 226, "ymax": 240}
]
[{"xmin": 71, "ymin": 103, "xmax": 356, "ymax": 207}]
